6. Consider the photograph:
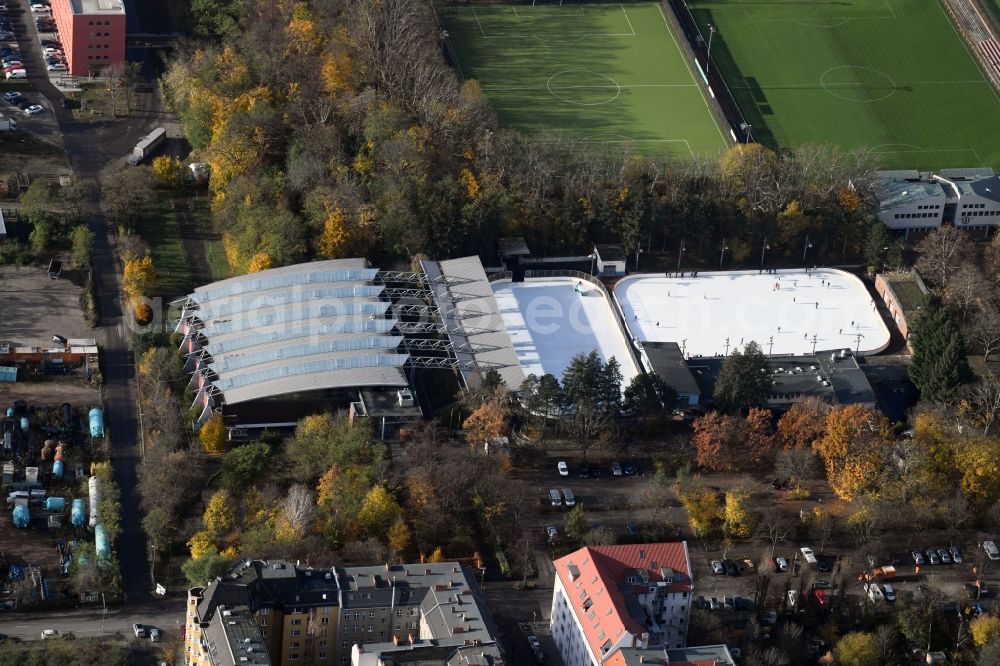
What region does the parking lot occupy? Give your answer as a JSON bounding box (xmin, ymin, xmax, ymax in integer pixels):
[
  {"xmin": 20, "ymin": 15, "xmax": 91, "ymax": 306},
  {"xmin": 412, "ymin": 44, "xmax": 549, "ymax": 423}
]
[
  {"xmin": 0, "ymin": 0, "xmax": 71, "ymax": 142},
  {"xmin": 0, "ymin": 266, "xmax": 98, "ymax": 347}
]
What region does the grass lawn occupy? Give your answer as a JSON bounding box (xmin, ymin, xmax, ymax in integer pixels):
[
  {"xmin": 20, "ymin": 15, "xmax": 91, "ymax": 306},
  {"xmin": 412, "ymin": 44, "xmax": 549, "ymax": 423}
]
[
  {"xmin": 440, "ymin": 2, "xmax": 728, "ymax": 158},
  {"xmin": 687, "ymin": 0, "xmax": 1000, "ymax": 169},
  {"xmin": 136, "ymin": 196, "xmax": 192, "ymax": 300},
  {"xmin": 189, "ymin": 195, "xmax": 230, "ymax": 282},
  {"xmin": 984, "ymin": 0, "xmax": 1000, "ymax": 28}
]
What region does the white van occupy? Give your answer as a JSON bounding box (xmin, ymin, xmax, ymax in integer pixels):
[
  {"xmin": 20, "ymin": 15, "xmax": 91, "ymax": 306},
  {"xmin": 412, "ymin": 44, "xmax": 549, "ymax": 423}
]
[
  {"xmin": 800, "ymin": 547, "xmax": 818, "ymax": 565},
  {"xmin": 548, "ymin": 489, "xmax": 562, "ymax": 507},
  {"xmin": 561, "ymin": 489, "xmax": 575, "ymax": 507},
  {"xmin": 984, "ymin": 541, "xmax": 1000, "ymax": 561},
  {"xmin": 6, "ymin": 69, "xmax": 26, "ymax": 79}
]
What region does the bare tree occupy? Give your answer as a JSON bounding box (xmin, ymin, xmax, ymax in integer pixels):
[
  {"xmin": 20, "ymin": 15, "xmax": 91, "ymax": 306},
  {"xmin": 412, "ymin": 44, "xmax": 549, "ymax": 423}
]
[
  {"xmin": 872, "ymin": 624, "xmax": 898, "ymax": 662},
  {"xmin": 960, "ymin": 372, "xmax": 1000, "ymax": 435},
  {"xmin": 564, "ymin": 402, "xmax": 611, "ymax": 462},
  {"xmin": 283, "ymin": 484, "xmax": 316, "ymax": 537},
  {"xmin": 969, "ymin": 307, "xmax": 1000, "ymax": 363},
  {"xmin": 943, "ymin": 265, "xmax": 990, "ymax": 322},
  {"xmin": 914, "ymin": 225, "xmax": 973, "ymax": 287},
  {"xmin": 773, "ymin": 447, "xmax": 818, "ymax": 488},
  {"xmin": 810, "ymin": 510, "xmax": 837, "ymax": 553},
  {"xmin": 757, "ymin": 513, "xmax": 796, "ymax": 558}
]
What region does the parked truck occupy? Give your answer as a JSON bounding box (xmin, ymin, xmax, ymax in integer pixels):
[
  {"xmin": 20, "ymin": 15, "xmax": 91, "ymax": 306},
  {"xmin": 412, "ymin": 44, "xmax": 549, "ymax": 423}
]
[{"xmin": 128, "ymin": 127, "xmax": 166, "ymax": 166}]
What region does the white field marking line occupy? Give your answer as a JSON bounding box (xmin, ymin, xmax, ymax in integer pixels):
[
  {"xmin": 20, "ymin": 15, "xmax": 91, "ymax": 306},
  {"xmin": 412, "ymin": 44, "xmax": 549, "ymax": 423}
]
[
  {"xmin": 934, "ymin": 0, "xmax": 1000, "ymax": 103},
  {"xmin": 512, "ymin": 5, "xmax": 518, "ymax": 16},
  {"xmin": 472, "ymin": 7, "xmax": 487, "ymax": 37},
  {"xmin": 620, "ymin": 4, "xmax": 636, "ymax": 36},
  {"xmin": 483, "ymin": 83, "xmax": 698, "ymax": 91},
  {"xmin": 883, "ymin": 0, "xmax": 897, "ymax": 20},
  {"xmin": 656, "ymin": 3, "xmax": 727, "ymax": 145},
  {"xmin": 742, "ymin": 14, "xmax": 893, "ymax": 23},
  {"xmin": 728, "ymin": 79, "xmax": 990, "ymax": 90},
  {"xmin": 479, "ymin": 31, "xmax": 636, "ymax": 38}
]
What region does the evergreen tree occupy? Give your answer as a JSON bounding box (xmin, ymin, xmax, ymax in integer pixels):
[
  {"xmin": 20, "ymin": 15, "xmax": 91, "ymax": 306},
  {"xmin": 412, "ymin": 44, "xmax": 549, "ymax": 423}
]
[
  {"xmin": 714, "ymin": 341, "xmax": 769, "ymax": 411},
  {"xmin": 624, "ymin": 373, "xmax": 677, "ymax": 419},
  {"xmin": 596, "ymin": 357, "xmax": 623, "ymax": 413},
  {"xmin": 909, "ymin": 296, "xmax": 971, "ymax": 401},
  {"xmin": 562, "ymin": 351, "xmax": 603, "ymax": 405}
]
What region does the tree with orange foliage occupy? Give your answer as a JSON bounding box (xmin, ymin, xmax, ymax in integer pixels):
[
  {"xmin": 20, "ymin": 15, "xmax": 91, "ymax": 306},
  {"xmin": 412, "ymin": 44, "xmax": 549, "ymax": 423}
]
[
  {"xmin": 744, "ymin": 407, "xmax": 776, "ymax": 465},
  {"xmin": 813, "ymin": 404, "xmax": 891, "ymax": 501},
  {"xmin": 693, "ymin": 412, "xmax": 743, "ymax": 472},
  {"xmin": 777, "ymin": 398, "xmax": 827, "ymax": 449},
  {"xmin": 246, "ymin": 252, "xmax": 272, "ymax": 273},
  {"xmin": 462, "ymin": 397, "xmax": 508, "ymax": 448}
]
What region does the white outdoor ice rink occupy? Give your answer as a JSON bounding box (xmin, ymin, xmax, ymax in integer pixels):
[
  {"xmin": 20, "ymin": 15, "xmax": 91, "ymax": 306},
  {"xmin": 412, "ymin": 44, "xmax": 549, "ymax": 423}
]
[
  {"xmin": 491, "ymin": 278, "xmax": 640, "ymax": 384},
  {"xmin": 614, "ymin": 268, "xmax": 890, "ymax": 357}
]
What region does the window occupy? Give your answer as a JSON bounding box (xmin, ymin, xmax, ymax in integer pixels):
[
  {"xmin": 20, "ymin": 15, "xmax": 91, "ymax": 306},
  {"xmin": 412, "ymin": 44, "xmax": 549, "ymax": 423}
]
[
  {"xmin": 260, "ymin": 618, "xmax": 268, "ymax": 626},
  {"xmin": 396, "ymin": 610, "xmax": 403, "ymax": 617},
  {"xmin": 290, "ymin": 642, "xmax": 300, "ymax": 649},
  {"xmin": 379, "ymin": 618, "xmax": 385, "ymax": 625},
  {"xmin": 321, "ymin": 618, "xmax": 329, "ymax": 625},
  {"xmin": 323, "ymin": 606, "xmax": 331, "ymax": 614},
  {"xmin": 341, "ymin": 642, "xmax": 348, "ymax": 649},
  {"xmin": 354, "ymin": 612, "xmax": 360, "ymax": 620},
  {"xmin": 291, "ymin": 619, "xmax": 302, "ymax": 626},
  {"xmin": 369, "ymin": 611, "xmax": 375, "ymax": 618},
  {"xmin": 320, "ymin": 640, "xmax": 327, "ymax": 648},
  {"xmin": 368, "ymin": 625, "xmax": 374, "ymax": 632},
  {"xmin": 291, "ymin": 630, "xmax": 301, "ymax": 637},
  {"xmin": 319, "ymin": 653, "xmax": 326, "ymax": 660},
  {"xmin": 289, "ymin": 655, "xmax": 299, "ymax": 661}
]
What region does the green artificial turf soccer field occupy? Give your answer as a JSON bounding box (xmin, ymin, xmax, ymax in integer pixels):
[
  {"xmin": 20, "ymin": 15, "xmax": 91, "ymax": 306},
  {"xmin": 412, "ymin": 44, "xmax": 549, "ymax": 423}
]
[
  {"xmin": 440, "ymin": 3, "xmax": 729, "ymax": 158},
  {"xmin": 686, "ymin": 0, "xmax": 1000, "ymax": 169}
]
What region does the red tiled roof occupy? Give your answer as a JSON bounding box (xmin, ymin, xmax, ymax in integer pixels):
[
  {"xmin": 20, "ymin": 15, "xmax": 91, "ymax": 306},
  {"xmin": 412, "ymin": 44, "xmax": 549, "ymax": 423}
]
[{"xmin": 553, "ymin": 543, "xmax": 692, "ymax": 664}]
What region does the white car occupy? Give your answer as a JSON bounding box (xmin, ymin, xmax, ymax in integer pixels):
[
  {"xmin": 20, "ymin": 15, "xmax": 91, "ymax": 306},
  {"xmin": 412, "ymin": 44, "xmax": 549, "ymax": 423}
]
[
  {"xmin": 2, "ymin": 91, "xmax": 20, "ymax": 101},
  {"xmin": 46, "ymin": 62, "xmax": 65, "ymax": 71},
  {"xmin": 800, "ymin": 547, "xmax": 817, "ymax": 564},
  {"xmin": 557, "ymin": 461, "xmax": 568, "ymax": 477},
  {"xmin": 40, "ymin": 629, "xmax": 58, "ymax": 639},
  {"xmin": 882, "ymin": 583, "xmax": 896, "ymax": 602},
  {"xmin": 23, "ymin": 104, "xmax": 43, "ymax": 115},
  {"xmin": 776, "ymin": 557, "xmax": 788, "ymax": 572},
  {"xmin": 866, "ymin": 582, "xmax": 885, "ymax": 603},
  {"xmin": 30, "ymin": 3, "xmax": 49, "ymax": 11},
  {"xmin": 711, "ymin": 560, "xmax": 724, "ymax": 575}
]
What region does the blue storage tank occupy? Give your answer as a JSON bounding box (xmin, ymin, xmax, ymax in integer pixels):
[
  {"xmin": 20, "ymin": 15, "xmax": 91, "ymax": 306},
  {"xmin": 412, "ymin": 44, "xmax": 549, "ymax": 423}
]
[
  {"xmin": 95, "ymin": 524, "xmax": 110, "ymax": 560},
  {"xmin": 88, "ymin": 408, "xmax": 104, "ymax": 439},
  {"xmin": 19, "ymin": 417, "xmax": 28, "ymax": 431},
  {"xmin": 44, "ymin": 497, "xmax": 65, "ymax": 511},
  {"xmin": 12, "ymin": 505, "xmax": 29, "ymax": 528},
  {"xmin": 53, "ymin": 460, "xmax": 64, "ymax": 479},
  {"xmin": 71, "ymin": 499, "xmax": 86, "ymax": 527}
]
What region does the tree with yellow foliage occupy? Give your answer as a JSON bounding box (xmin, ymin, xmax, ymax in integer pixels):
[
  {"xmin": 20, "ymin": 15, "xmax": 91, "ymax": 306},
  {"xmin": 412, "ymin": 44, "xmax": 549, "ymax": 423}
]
[
  {"xmin": 723, "ymin": 488, "xmax": 754, "ymax": 539},
  {"xmin": 151, "ymin": 155, "xmax": 185, "ymax": 187},
  {"xmin": 954, "ymin": 438, "xmax": 1000, "ymax": 512},
  {"xmin": 387, "ymin": 517, "xmax": 411, "ymax": 559},
  {"xmin": 133, "ymin": 302, "xmax": 153, "ymax": 326},
  {"xmin": 246, "ymin": 252, "xmax": 272, "ymax": 273},
  {"xmin": 188, "ymin": 530, "xmax": 216, "ymax": 560},
  {"xmin": 319, "ymin": 207, "xmax": 350, "ymax": 258},
  {"xmin": 427, "ymin": 546, "xmax": 445, "ymax": 563},
  {"xmin": 200, "ymin": 415, "xmax": 229, "ymax": 455},
  {"xmin": 357, "ymin": 485, "xmax": 402, "ymax": 539},
  {"xmin": 121, "ymin": 253, "xmax": 155, "ymax": 305},
  {"xmin": 972, "ymin": 615, "xmax": 1000, "ymax": 647},
  {"xmin": 204, "ymin": 490, "xmax": 236, "ymax": 537}
]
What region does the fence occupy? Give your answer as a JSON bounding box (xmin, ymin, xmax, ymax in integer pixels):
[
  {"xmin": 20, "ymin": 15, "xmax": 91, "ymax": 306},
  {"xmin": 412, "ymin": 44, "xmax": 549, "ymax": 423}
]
[
  {"xmin": 523, "ymin": 269, "xmax": 644, "ymax": 371},
  {"xmin": 665, "ymin": 0, "xmax": 751, "ymax": 143}
]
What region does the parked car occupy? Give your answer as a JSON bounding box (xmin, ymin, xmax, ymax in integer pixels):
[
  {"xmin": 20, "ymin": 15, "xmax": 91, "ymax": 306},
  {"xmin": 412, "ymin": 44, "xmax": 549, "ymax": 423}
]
[
  {"xmin": 545, "ymin": 526, "xmax": 558, "ymax": 541},
  {"xmin": 132, "ymin": 624, "xmax": 146, "ymax": 638},
  {"xmin": 882, "ymin": 584, "xmax": 896, "ymax": 602},
  {"xmin": 762, "ymin": 610, "xmax": 778, "ymax": 625},
  {"xmin": 2, "ymin": 91, "xmax": 20, "ymax": 102},
  {"xmin": 926, "ymin": 550, "xmax": 940, "ymax": 565},
  {"xmin": 622, "ymin": 461, "xmax": 636, "ymax": 476},
  {"xmin": 723, "ymin": 560, "xmax": 739, "ymax": 577},
  {"xmin": 611, "ymin": 462, "xmax": 623, "ymax": 476},
  {"xmin": 148, "ymin": 627, "xmax": 160, "ymax": 642},
  {"xmin": 557, "ymin": 461, "xmax": 568, "ymax": 477},
  {"xmin": 912, "ymin": 551, "xmax": 924, "ymax": 565},
  {"xmin": 561, "ymin": 489, "xmax": 575, "ymax": 507},
  {"xmin": 800, "ymin": 547, "xmax": 817, "ymax": 565},
  {"xmin": 775, "ymin": 557, "xmax": 788, "ymax": 572},
  {"xmin": 866, "ymin": 582, "xmax": 885, "ymax": 603},
  {"xmin": 46, "ymin": 62, "xmax": 65, "ymax": 71},
  {"xmin": 950, "ymin": 546, "xmax": 963, "ymax": 563},
  {"xmin": 40, "ymin": 629, "xmax": 58, "ymax": 639},
  {"xmin": 578, "ymin": 465, "xmax": 590, "ymax": 479},
  {"xmin": 23, "ymin": 104, "xmax": 42, "ymax": 115},
  {"xmin": 624, "ymin": 522, "xmax": 639, "ymax": 538},
  {"xmin": 937, "ymin": 549, "xmax": 952, "ymax": 564},
  {"xmin": 30, "ymin": 3, "xmax": 49, "ymax": 12},
  {"xmin": 548, "ymin": 489, "xmax": 561, "ymax": 507},
  {"xmin": 984, "ymin": 540, "xmax": 1000, "ymax": 561},
  {"xmin": 813, "ymin": 580, "xmax": 832, "ymax": 589},
  {"xmin": 711, "ymin": 560, "xmax": 724, "ymax": 575}
]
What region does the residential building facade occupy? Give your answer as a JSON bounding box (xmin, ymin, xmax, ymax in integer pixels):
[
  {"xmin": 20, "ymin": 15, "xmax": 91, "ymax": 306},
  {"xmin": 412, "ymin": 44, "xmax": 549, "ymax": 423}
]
[
  {"xmin": 50, "ymin": 0, "xmax": 126, "ymax": 77},
  {"xmin": 550, "ymin": 544, "xmax": 694, "ymax": 666},
  {"xmin": 185, "ymin": 560, "xmax": 503, "ymax": 666}
]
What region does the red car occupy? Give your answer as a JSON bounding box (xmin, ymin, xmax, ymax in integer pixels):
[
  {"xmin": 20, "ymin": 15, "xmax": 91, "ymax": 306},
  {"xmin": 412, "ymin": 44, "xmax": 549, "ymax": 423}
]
[{"xmin": 814, "ymin": 589, "xmax": 827, "ymax": 607}]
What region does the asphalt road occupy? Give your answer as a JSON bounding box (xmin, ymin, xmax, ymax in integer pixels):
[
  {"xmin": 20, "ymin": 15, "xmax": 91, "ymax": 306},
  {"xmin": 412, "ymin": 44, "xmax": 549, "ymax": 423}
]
[{"xmin": 2, "ymin": 599, "xmax": 185, "ymax": 640}]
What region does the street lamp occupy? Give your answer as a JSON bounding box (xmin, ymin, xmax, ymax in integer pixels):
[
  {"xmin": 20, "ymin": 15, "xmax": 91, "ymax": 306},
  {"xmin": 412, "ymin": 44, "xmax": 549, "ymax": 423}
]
[
  {"xmin": 588, "ymin": 253, "xmax": 596, "ymax": 276},
  {"xmin": 768, "ymin": 335, "xmax": 774, "ymax": 356},
  {"xmin": 719, "ymin": 237, "xmax": 729, "ymax": 268},
  {"xmin": 635, "ymin": 244, "xmax": 643, "ymax": 272},
  {"xmin": 760, "ymin": 237, "xmax": 770, "ymax": 268},
  {"xmin": 677, "ymin": 239, "xmax": 686, "ymax": 271},
  {"xmin": 706, "ymin": 24, "xmax": 716, "ymax": 70},
  {"xmin": 802, "ymin": 235, "xmax": 813, "ymax": 264}
]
